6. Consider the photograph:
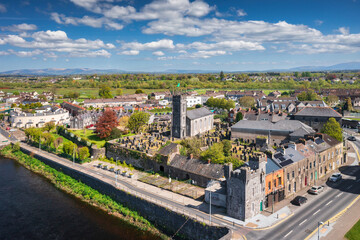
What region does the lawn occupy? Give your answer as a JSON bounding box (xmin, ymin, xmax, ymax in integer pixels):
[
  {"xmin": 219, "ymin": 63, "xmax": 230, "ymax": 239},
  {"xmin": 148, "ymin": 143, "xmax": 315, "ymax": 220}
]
[
  {"xmin": 70, "ymin": 129, "xmax": 106, "ymax": 148},
  {"xmin": 345, "ymin": 218, "xmax": 360, "ymax": 240}
]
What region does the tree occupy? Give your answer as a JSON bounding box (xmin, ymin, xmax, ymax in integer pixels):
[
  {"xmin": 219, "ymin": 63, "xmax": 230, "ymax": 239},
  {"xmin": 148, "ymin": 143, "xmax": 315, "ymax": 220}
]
[
  {"xmin": 236, "ymin": 112, "xmax": 243, "ymax": 122},
  {"xmin": 220, "ymin": 71, "xmax": 225, "ymax": 80},
  {"xmin": 135, "ymin": 89, "xmax": 144, "ymax": 94},
  {"xmin": 297, "ymin": 89, "xmax": 319, "ymax": 101},
  {"xmin": 345, "ymin": 97, "xmax": 353, "ymax": 111},
  {"xmin": 63, "ymin": 141, "xmax": 77, "ymax": 156},
  {"xmin": 96, "ymin": 110, "xmax": 119, "ymax": 139},
  {"xmin": 78, "ymin": 147, "xmax": 90, "ymax": 161},
  {"xmin": 99, "ymin": 84, "xmax": 113, "ymax": 98},
  {"xmin": 321, "ymin": 118, "xmax": 342, "ymax": 142},
  {"xmin": 222, "ymin": 140, "xmax": 232, "ymax": 157},
  {"xmin": 325, "ymin": 95, "xmax": 339, "ymax": 105},
  {"xmin": 108, "ymin": 127, "xmax": 122, "ymax": 140},
  {"xmin": 180, "ymin": 138, "xmax": 203, "ymax": 158},
  {"xmin": 239, "ymin": 96, "xmax": 255, "ymax": 108},
  {"xmin": 42, "ymin": 133, "xmax": 55, "ymax": 148},
  {"xmin": 43, "ymin": 122, "xmax": 55, "ymax": 132},
  {"xmin": 127, "ymin": 112, "xmax": 150, "ymax": 133},
  {"xmin": 201, "ymin": 143, "xmax": 225, "ymax": 164},
  {"xmin": 54, "ymin": 137, "xmax": 63, "ymax": 152}
]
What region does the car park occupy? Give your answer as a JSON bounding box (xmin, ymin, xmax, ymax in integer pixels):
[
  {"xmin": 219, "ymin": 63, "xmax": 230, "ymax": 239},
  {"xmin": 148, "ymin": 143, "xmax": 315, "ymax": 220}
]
[
  {"xmin": 328, "ymin": 173, "xmax": 342, "ymax": 182},
  {"xmin": 308, "ymin": 185, "xmax": 324, "ymax": 195},
  {"xmin": 347, "ymin": 136, "xmax": 356, "ymax": 141},
  {"xmin": 291, "ymin": 196, "xmax": 307, "ymax": 206}
]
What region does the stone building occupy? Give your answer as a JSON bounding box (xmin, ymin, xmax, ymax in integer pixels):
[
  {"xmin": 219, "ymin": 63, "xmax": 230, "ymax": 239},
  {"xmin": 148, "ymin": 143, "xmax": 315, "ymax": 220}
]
[
  {"xmin": 231, "ymin": 119, "xmax": 315, "ymax": 146},
  {"xmin": 225, "ymin": 154, "xmax": 266, "ymax": 221},
  {"xmin": 293, "ymin": 107, "xmax": 342, "ymax": 131},
  {"xmin": 61, "ymin": 101, "xmax": 86, "ymax": 116},
  {"xmin": 172, "ymin": 94, "xmax": 214, "ymax": 139},
  {"xmin": 69, "ymin": 111, "xmax": 102, "ymax": 129}
]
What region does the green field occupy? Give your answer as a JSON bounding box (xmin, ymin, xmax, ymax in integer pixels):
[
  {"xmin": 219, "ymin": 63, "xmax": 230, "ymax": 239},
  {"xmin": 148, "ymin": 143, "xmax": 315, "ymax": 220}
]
[
  {"xmin": 70, "ymin": 129, "xmax": 106, "ymax": 148},
  {"xmin": 345, "ymin": 218, "xmax": 360, "ymax": 240}
]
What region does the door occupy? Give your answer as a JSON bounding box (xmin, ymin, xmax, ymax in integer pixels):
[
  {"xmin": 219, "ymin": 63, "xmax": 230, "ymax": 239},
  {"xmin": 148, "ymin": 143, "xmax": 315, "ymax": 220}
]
[
  {"xmin": 260, "ymin": 201, "xmax": 263, "ymax": 211},
  {"xmin": 305, "ymin": 176, "xmax": 307, "ymax": 186},
  {"xmin": 315, "ymin": 171, "xmax": 318, "ymax": 180}
]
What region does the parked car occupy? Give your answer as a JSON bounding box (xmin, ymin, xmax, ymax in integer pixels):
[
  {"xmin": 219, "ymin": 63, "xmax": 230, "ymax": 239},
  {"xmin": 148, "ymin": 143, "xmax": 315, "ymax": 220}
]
[
  {"xmin": 308, "ymin": 186, "xmax": 324, "ymax": 195},
  {"xmin": 347, "ymin": 136, "xmax": 356, "ymax": 141},
  {"xmin": 291, "ymin": 196, "xmax": 307, "ymax": 206},
  {"xmin": 328, "ymin": 173, "xmax": 342, "ymax": 182}
]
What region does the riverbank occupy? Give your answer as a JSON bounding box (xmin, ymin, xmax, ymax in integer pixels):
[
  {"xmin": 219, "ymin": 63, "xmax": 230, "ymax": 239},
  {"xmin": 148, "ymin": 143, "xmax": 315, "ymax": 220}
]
[{"xmin": 0, "ymin": 145, "xmax": 168, "ymax": 240}]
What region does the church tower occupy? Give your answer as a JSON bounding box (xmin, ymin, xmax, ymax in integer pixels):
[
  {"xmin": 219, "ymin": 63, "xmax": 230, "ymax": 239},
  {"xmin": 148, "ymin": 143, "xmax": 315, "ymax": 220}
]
[{"xmin": 171, "ymin": 94, "xmax": 187, "ymax": 139}]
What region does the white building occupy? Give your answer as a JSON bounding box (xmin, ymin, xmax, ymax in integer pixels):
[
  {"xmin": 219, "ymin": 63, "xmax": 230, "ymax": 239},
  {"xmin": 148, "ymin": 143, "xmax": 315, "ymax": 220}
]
[
  {"xmin": 10, "ymin": 107, "xmax": 70, "ymax": 128},
  {"xmin": 186, "ymin": 96, "xmax": 202, "ymax": 107}
]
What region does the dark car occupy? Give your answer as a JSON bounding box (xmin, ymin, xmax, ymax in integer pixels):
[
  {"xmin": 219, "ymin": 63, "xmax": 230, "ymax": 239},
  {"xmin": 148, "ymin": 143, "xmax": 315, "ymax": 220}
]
[
  {"xmin": 291, "ymin": 196, "xmax": 307, "ymax": 206},
  {"xmin": 347, "ymin": 136, "xmax": 356, "ymax": 141}
]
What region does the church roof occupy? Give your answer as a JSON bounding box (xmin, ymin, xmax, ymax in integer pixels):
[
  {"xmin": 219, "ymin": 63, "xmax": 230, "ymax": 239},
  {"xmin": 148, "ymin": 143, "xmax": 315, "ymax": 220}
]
[
  {"xmin": 186, "ymin": 107, "xmax": 213, "ymax": 120},
  {"xmin": 294, "ymin": 107, "xmax": 342, "ymax": 118}
]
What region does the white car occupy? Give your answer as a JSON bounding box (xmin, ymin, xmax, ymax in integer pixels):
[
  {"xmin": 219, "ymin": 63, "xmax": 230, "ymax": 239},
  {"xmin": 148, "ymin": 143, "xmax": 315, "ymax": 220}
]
[{"xmin": 328, "ymin": 173, "xmax": 342, "ymax": 182}]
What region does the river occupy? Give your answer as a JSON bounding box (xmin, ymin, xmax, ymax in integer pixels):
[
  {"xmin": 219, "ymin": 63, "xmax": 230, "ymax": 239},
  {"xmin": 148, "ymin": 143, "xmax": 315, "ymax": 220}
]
[{"xmin": 0, "ymin": 157, "xmax": 161, "ymax": 240}]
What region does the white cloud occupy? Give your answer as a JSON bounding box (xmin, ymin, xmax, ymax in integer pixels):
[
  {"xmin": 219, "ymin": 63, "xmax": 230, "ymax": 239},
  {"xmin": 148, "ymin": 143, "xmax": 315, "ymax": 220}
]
[
  {"xmin": 69, "ymin": 49, "xmax": 111, "ymax": 57},
  {"xmin": 121, "ymin": 39, "xmax": 175, "ymax": 51},
  {"xmin": 152, "ymin": 51, "xmax": 164, "ymax": 56},
  {"xmin": 1, "ymin": 23, "xmax": 37, "ymax": 32},
  {"xmin": 119, "ymin": 50, "xmax": 140, "ymax": 55},
  {"xmin": 237, "ymin": 9, "xmax": 247, "ymax": 17},
  {"xmin": 187, "ymin": 1, "xmax": 213, "ymax": 17},
  {"xmin": 0, "ymin": 3, "xmax": 6, "ymax": 13},
  {"xmin": 338, "ymin": 27, "xmax": 350, "ymax": 35},
  {"xmin": 0, "ymin": 51, "xmax": 10, "ymax": 56},
  {"xmin": 8, "ymin": 49, "xmax": 43, "ymax": 57},
  {"xmin": 51, "ymin": 13, "xmax": 124, "ymax": 30},
  {"xmin": 184, "ymin": 40, "xmax": 264, "ymax": 51},
  {"xmin": 314, "ymin": 20, "xmax": 323, "ymax": 26}
]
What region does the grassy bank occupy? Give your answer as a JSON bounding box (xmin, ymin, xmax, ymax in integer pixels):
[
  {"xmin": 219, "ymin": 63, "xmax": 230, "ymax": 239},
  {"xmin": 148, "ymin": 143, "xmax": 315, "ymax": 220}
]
[
  {"xmin": 0, "ymin": 145, "xmax": 168, "ymax": 240},
  {"xmin": 345, "ymin": 218, "xmax": 360, "ymax": 240}
]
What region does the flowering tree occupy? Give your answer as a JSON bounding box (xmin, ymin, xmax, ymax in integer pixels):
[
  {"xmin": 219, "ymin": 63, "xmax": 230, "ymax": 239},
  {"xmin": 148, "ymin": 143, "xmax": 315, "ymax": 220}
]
[{"xmin": 96, "ymin": 110, "xmax": 118, "ymax": 139}]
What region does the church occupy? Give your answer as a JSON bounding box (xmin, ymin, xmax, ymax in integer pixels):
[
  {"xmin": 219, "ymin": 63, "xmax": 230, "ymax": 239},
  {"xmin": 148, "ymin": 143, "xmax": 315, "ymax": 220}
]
[{"xmin": 171, "ymin": 94, "xmax": 214, "ymax": 139}]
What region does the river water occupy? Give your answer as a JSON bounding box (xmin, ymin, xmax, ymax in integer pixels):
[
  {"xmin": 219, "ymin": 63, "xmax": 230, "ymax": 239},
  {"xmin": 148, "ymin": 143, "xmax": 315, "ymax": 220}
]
[{"xmin": 0, "ymin": 157, "xmax": 161, "ymax": 240}]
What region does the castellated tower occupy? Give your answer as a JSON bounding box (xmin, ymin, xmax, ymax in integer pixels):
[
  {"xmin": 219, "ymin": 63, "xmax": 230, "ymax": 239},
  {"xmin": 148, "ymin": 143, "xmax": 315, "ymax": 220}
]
[
  {"xmin": 171, "ymin": 94, "xmax": 187, "ymax": 139},
  {"xmin": 225, "ymin": 154, "xmax": 267, "ymax": 221}
]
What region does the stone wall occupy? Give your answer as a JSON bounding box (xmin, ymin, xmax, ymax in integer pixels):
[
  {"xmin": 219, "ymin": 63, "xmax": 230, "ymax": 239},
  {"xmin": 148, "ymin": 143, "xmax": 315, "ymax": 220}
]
[{"xmin": 20, "ymin": 146, "xmax": 231, "ymax": 240}]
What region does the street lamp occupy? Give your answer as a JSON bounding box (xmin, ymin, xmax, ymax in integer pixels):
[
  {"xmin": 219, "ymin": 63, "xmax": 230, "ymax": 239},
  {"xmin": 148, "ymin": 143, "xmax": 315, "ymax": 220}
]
[
  {"xmin": 209, "ymin": 189, "xmax": 212, "ymax": 225},
  {"xmin": 115, "ymin": 157, "xmax": 118, "ymax": 186},
  {"xmin": 318, "ymin": 221, "xmax": 324, "ymax": 240},
  {"xmin": 73, "ymin": 144, "xmax": 75, "ymax": 165}
]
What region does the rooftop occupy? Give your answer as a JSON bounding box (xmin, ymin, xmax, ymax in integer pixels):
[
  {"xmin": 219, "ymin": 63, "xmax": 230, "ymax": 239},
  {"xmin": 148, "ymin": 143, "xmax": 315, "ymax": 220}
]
[
  {"xmin": 294, "ymin": 107, "xmax": 342, "ymax": 118},
  {"xmin": 186, "ymin": 107, "xmax": 213, "ymax": 120},
  {"xmin": 232, "ymin": 119, "xmax": 315, "ymax": 133}
]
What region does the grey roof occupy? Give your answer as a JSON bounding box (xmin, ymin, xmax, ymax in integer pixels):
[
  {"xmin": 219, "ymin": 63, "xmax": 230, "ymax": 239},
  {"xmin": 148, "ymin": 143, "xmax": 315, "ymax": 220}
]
[
  {"xmin": 158, "ymin": 143, "xmax": 178, "ymax": 156},
  {"xmin": 266, "ymin": 158, "xmax": 281, "ymax": 174},
  {"xmin": 271, "ymin": 147, "xmax": 305, "ymax": 168},
  {"xmin": 232, "ymin": 119, "xmax": 315, "ymax": 133},
  {"xmin": 289, "ymin": 126, "xmax": 314, "ymax": 137},
  {"xmin": 186, "ymin": 107, "xmax": 213, "ymax": 120},
  {"xmin": 295, "ymin": 107, "xmax": 342, "ymax": 118},
  {"xmin": 169, "ymin": 155, "xmax": 224, "ymax": 179}
]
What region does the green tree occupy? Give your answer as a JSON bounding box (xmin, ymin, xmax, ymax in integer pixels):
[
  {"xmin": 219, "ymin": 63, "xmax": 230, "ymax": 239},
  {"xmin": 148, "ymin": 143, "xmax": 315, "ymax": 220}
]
[
  {"xmin": 321, "ymin": 118, "xmax": 342, "ymax": 142},
  {"xmin": 297, "ymin": 89, "xmax": 319, "ymax": 101},
  {"xmin": 116, "ymin": 88, "xmax": 123, "ymax": 96},
  {"xmin": 220, "ymin": 71, "xmax": 225, "ymax": 80},
  {"xmin": 180, "ymin": 138, "xmax": 203, "ymax": 158},
  {"xmin": 43, "ymin": 122, "xmax": 55, "ymax": 132},
  {"xmin": 99, "ymin": 84, "xmax": 113, "ymax": 98},
  {"xmin": 325, "ymin": 95, "xmax": 339, "ymax": 105},
  {"xmin": 63, "ymin": 141, "xmax": 78, "ymax": 156},
  {"xmin": 42, "ymin": 132, "xmax": 55, "ymax": 148},
  {"xmin": 135, "ymin": 89, "xmax": 144, "ymax": 94},
  {"xmin": 345, "ymin": 97, "xmax": 353, "ymax": 111},
  {"xmin": 78, "ymin": 147, "xmax": 90, "ymax": 161},
  {"xmin": 127, "ymin": 112, "xmax": 150, "ymax": 133},
  {"xmin": 239, "ymin": 96, "xmax": 255, "ymax": 108},
  {"xmin": 236, "ymin": 112, "xmax": 243, "ymax": 122},
  {"xmin": 222, "ymin": 140, "xmax": 232, "ymax": 157},
  {"xmin": 200, "ymin": 143, "xmax": 225, "ymax": 164}
]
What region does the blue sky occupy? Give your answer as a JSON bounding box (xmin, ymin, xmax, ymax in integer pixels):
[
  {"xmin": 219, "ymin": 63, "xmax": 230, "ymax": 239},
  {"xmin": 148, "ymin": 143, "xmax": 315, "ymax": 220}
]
[{"xmin": 0, "ymin": 0, "xmax": 360, "ymax": 72}]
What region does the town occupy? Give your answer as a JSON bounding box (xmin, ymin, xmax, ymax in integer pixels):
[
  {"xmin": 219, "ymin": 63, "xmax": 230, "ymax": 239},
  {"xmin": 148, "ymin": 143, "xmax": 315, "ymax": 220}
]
[{"xmin": 0, "ymin": 73, "xmax": 359, "ymax": 239}]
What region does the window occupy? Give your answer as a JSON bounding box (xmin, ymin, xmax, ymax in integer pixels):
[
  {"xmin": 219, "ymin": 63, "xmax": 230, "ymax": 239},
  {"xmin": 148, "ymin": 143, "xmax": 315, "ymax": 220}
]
[
  {"xmin": 278, "ymin": 177, "xmax": 281, "ymax": 186},
  {"xmin": 320, "ymin": 167, "xmax": 322, "ymax": 174},
  {"xmin": 288, "ymin": 184, "xmax": 291, "ymax": 192},
  {"xmin": 314, "ymin": 161, "xmax": 316, "ymax": 167},
  {"xmin": 299, "ymin": 168, "xmax": 301, "ymax": 174},
  {"xmin": 294, "ymin": 182, "xmax": 297, "ymax": 192},
  {"xmin": 323, "ymin": 156, "xmax": 325, "ymax": 162},
  {"xmin": 310, "ymin": 162, "xmax": 312, "ymax": 169},
  {"xmin": 287, "ymin": 173, "xmax": 290, "ymax": 180},
  {"xmin": 273, "ymin": 179, "xmax": 276, "ymax": 188},
  {"xmin": 268, "ymin": 181, "xmax": 271, "ymax": 190},
  {"xmin": 311, "ymin": 172, "xmax": 313, "ymax": 180}
]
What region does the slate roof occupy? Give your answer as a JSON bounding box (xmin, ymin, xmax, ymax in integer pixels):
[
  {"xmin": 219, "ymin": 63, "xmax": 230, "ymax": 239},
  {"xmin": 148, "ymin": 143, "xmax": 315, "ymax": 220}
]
[
  {"xmin": 270, "ymin": 147, "xmax": 305, "ymax": 168},
  {"xmin": 169, "ymin": 155, "xmax": 224, "ymax": 179},
  {"xmin": 158, "ymin": 143, "xmax": 178, "ymax": 156},
  {"xmin": 266, "ymin": 158, "xmax": 281, "ymax": 174},
  {"xmin": 186, "ymin": 107, "xmax": 213, "ymax": 120},
  {"xmin": 232, "ymin": 119, "xmax": 315, "ymax": 133},
  {"xmin": 294, "ymin": 107, "xmax": 342, "ymax": 118}
]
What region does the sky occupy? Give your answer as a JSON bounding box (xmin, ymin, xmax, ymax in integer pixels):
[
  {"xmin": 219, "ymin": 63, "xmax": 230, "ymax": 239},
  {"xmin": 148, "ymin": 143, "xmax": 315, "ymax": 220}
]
[{"xmin": 0, "ymin": 0, "xmax": 360, "ymax": 72}]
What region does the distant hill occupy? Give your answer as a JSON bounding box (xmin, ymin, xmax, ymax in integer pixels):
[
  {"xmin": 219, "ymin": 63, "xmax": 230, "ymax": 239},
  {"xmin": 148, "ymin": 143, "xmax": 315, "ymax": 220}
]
[{"xmin": 0, "ymin": 62, "xmax": 359, "ymax": 75}]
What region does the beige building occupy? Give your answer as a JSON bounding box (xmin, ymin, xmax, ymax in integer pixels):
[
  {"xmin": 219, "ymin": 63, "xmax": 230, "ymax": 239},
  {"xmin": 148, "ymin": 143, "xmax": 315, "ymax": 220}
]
[{"xmin": 10, "ymin": 106, "xmax": 70, "ymax": 128}]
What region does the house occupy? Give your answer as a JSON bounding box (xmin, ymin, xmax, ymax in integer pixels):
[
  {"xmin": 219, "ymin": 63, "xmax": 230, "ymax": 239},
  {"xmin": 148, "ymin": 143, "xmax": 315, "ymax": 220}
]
[
  {"xmin": 61, "ymin": 101, "xmax": 86, "ymax": 116},
  {"xmin": 151, "ymin": 91, "xmax": 170, "ymax": 100},
  {"xmin": 231, "ymin": 119, "xmax": 315, "ymax": 146},
  {"xmin": 293, "ymin": 107, "xmax": 342, "ymax": 131}
]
